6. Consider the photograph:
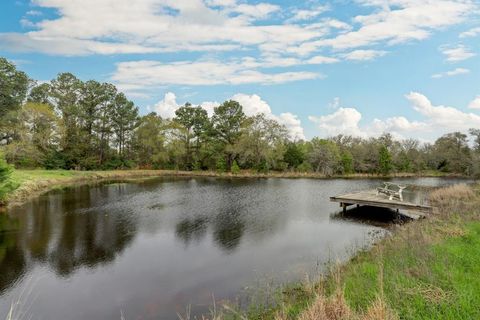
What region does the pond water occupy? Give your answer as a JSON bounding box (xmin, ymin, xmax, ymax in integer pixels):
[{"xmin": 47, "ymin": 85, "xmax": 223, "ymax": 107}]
[{"xmin": 0, "ymin": 177, "xmax": 471, "ymax": 319}]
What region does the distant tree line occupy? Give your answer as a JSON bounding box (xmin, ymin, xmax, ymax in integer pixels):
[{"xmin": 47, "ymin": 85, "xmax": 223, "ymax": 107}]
[{"xmin": 1, "ymin": 57, "xmax": 480, "ymax": 176}]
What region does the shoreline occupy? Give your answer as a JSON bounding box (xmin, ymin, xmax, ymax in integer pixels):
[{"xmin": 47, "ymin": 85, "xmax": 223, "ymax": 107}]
[
  {"xmin": 3, "ymin": 169, "xmax": 468, "ymax": 208},
  {"xmin": 251, "ymin": 183, "xmax": 480, "ymax": 320},
  {"xmin": 3, "ymin": 170, "xmax": 479, "ymax": 319}
]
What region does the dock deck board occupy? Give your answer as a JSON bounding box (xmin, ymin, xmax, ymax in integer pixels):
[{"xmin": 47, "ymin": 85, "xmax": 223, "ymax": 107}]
[{"xmin": 330, "ymin": 189, "xmax": 433, "ymax": 215}]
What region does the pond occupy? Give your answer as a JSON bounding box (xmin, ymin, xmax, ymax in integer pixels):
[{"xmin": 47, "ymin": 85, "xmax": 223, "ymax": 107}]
[{"xmin": 0, "ymin": 177, "xmax": 471, "ymax": 319}]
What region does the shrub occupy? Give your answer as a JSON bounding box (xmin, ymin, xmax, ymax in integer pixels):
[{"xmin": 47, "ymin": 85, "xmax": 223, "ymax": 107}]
[
  {"xmin": 297, "ymin": 161, "xmax": 313, "ymax": 173},
  {"xmin": 0, "ymin": 152, "xmax": 14, "ymax": 202},
  {"xmin": 216, "ymin": 157, "xmax": 227, "ymax": 172},
  {"xmin": 231, "ymin": 160, "xmax": 240, "ymax": 174}
]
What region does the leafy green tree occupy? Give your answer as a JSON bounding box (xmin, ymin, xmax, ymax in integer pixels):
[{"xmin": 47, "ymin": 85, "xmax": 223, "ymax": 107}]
[
  {"xmin": 2, "ymin": 102, "xmax": 60, "ymax": 168},
  {"xmin": 433, "ymin": 132, "xmax": 471, "ymax": 174},
  {"xmin": 211, "ymin": 100, "xmax": 246, "ymax": 170},
  {"xmin": 174, "ymin": 103, "xmax": 210, "ymax": 169},
  {"xmin": 50, "ymin": 73, "xmax": 82, "ymax": 168},
  {"xmin": 133, "ymin": 113, "xmax": 167, "ymax": 168},
  {"xmin": 309, "ymin": 138, "xmax": 341, "ymax": 175},
  {"xmin": 95, "ymin": 83, "xmax": 117, "ymax": 165},
  {"xmin": 284, "ymin": 142, "xmax": 305, "ymax": 169},
  {"xmin": 111, "ymin": 93, "xmax": 139, "ymax": 159},
  {"xmin": 378, "ymin": 145, "xmax": 393, "ymax": 175},
  {"xmin": 235, "ymin": 114, "xmax": 287, "ymax": 171},
  {"xmin": 0, "ymin": 58, "xmax": 30, "ymax": 121},
  {"xmin": 341, "ymin": 151, "xmax": 354, "ymax": 174},
  {"xmin": 28, "ymin": 83, "xmax": 52, "ymax": 105}
]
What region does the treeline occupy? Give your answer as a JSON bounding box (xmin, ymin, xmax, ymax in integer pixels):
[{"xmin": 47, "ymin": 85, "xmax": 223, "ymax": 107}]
[{"xmin": 1, "ymin": 57, "xmax": 480, "ymax": 176}]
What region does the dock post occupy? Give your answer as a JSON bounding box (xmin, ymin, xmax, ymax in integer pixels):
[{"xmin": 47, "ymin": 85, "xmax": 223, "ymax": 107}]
[{"xmin": 342, "ymin": 203, "xmax": 346, "ymax": 213}]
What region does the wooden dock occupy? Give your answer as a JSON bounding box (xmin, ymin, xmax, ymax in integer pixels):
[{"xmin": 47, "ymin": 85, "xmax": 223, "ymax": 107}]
[{"xmin": 330, "ymin": 189, "xmax": 433, "ymax": 216}]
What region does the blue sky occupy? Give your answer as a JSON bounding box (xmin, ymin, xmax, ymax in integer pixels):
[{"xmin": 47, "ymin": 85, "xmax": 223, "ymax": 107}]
[{"xmin": 1, "ymin": 0, "xmax": 479, "ymax": 141}]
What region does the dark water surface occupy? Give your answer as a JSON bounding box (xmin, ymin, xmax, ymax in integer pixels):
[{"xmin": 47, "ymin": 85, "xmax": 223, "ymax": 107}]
[{"xmin": 0, "ymin": 177, "xmax": 471, "ymax": 319}]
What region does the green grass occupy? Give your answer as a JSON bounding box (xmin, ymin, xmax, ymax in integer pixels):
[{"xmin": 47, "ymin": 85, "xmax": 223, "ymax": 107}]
[
  {"xmin": 11, "ymin": 169, "xmax": 83, "ymax": 184},
  {"xmin": 338, "ymin": 222, "xmax": 480, "ymax": 320}
]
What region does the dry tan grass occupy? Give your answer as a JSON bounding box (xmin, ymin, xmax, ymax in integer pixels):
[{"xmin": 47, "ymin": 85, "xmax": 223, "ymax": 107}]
[
  {"xmin": 429, "ymin": 184, "xmax": 474, "ymax": 203},
  {"xmin": 429, "ymin": 184, "xmax": 475, "ymax": 214},
  {"xmin": 360, "ymin": 296, "xmax": 398, "ymax": 320},
  {"xmin": 403, "ymin": 283, "xmax": 452, "ymax": 304}
]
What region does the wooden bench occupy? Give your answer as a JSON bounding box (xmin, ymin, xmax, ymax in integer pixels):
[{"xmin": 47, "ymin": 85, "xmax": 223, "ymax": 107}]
[{"xmin": 376, "ymin": 182, "xmax": 406, "ymax": 201}]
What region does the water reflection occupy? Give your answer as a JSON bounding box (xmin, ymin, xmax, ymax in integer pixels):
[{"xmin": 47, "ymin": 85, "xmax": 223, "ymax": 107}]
[
  {"xmin": 331, "ymin": 206, "xmax": 411, "ymax": 227},
  {"xmin": 0, "ymin": 176, "xmax": 472, "ymax": 320},
  {"xmin": 0, "ymin": 215, "xmax": 24, "ymax": 295},
  {"xmin": 2, "ymin": 183, "xmax": 138, "ymax": 286}
]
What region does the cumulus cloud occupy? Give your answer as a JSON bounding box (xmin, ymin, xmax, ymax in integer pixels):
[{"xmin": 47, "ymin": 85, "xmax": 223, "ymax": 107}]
[
  {"xmin": 152, "ymin": 92, "xmax": 305, "ymax": 140},
  {"xmin": 309, "ymin": 92, "xmax": 480, "ymax": 141},
  {"xmin": 230, "ymin": 93, "xmax": 305, "ymax": 140},
  {"xmin": 154, "ymin": 92, "xmax": 180, "ymax": 119},
  {"xmin": 440, "ymin": 45, "xmax": 476, "ymax": 62},
  {"xmin": 405, "ymin": 92, "xmax": 480, "ymax": 133},
  {"xmin": 431, "ymin": 67, "xmax": 470, "ymax": 78},
  {"xmin": 309, "ymin": 107, "xmax": 366, "ymax": 138},
  {"xmin": 468, "ymin": 96, "xmax": 480, "ymax": 109}
]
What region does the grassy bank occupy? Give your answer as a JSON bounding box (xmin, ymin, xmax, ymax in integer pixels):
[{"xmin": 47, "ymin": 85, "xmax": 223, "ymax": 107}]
[
  {"xmin": 2, "ymin": 169, "xmax": 463, "ymax": 207},
  {"xmin": 240, "ymin": 184, "xmax": 480, "ymax": 320}
]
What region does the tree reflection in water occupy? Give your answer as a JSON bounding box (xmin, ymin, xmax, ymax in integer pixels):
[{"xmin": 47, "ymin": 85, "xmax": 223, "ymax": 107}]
[{"xmin": 1, "ymin": 183, "xmax": 138, "ymax": 291}]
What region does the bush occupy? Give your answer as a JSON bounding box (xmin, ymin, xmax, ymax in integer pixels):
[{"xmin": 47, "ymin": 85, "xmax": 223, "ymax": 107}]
[
  {"xmin": 297, "ymin": 161, "xmax": 313, "ymax": 173},
  {"xmin": 256, "ymin": 159, "xmax": 269, "ymax": 173},
  {"xmin": 0, "ymin": 152, "xmax": 14, "ymax": 202},
  {"xmin": 43, "ymin": 150, "xmax": 66, "ymax": 169},
  {"xmin": 216, "ymin": 157, "xmax": 227, "ymax": 172},
  {"xmin": 231, "ymin": 160, "xmax": 240, "ymax": 174}
]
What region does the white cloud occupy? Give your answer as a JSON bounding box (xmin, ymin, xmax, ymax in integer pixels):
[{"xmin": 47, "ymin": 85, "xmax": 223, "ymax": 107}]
[
  {"xmin": 154, "ymin": 92, "xmax": 180, "ymax": 119},
  {"xmin": 151, "ymin": 92, "xmax": 305, "ymax": 140},
  {"xmin": 460, "ymin": 27, "xmax": 480, "ymax": 38},
  {"xmin": 309, "ymin": 92, "xmax": 480, "ymax": 141},
  {"xmin": 276, "ymin": 113, "xmax": 305, "ymax": 140},
  {"xmin": 307, "ymin": 55, "xmax": 340, "ymax": 64},
  {"xmin": 230, "ymin": 93, "xmax": 272, "ymax": 115},
  {"xmin": 303, "ymin": 0, "xmax": 476, "ymax": 52},
  {"xmin": 0, "ymin": 0, "xmax": 322, "ymax": 56},
  {"xmin": 112, "ymin": 60, "xmax": 319, "ymax": 95},
  {"xmin": 468, "ymin": 96, "xmax": 480, "ymax": 109},
  {"xmin": 1, "ymin": 0, "xmax": 474, "ymax": 60},
  {"xmin": 230, "ymin": 93, "xmax": 305, "ymax": 140},
  {"xmin": 234, "ymin": 3, "xmax": 280, "ymax": 19},
  {"xmin": 342, "ymin": 49, "xmax": 387, "ymax": 61},
  {"xmin": 431, "ymin": 67, "xmax": 470, "ymax": 78},
  {"xmin": 309, "ymin": 107, "xmax": 366, "ymax": 138},
  {"xmin": 405, "ymin": 92, "xmax": 480, "ymax": 133},
  {"xmin": 440, "ymin": 45, "xmax": 476, "ymax": 62},
  {"xmin": 289, "ymin": 5, "xmax": 329, "ymax": 22}
]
